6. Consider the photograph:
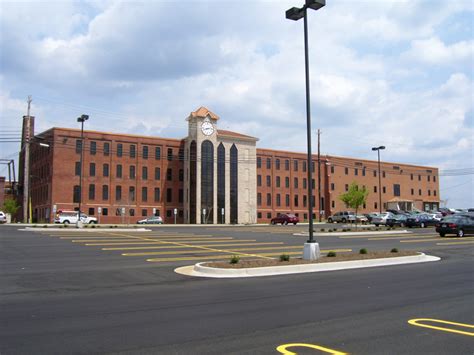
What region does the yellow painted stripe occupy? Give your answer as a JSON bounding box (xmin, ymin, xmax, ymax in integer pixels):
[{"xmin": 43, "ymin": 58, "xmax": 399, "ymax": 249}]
[
  {"xmin": 86, "ymin": 242, "xmax": 171, "ymax": 246},
  {"xmin": 277, "ymin": 343, "xmax": 348, "ymax": 355},
  {"xmin": 408, "ymin": 318, "xmax": 474, "ymax": 336},
  {"xmin": 123, "ymin": 245, "xmax": 304, "ymax": 256},
  {"xmin": 102, "ymin": 242, "xmax": 284, "ymax": 251},
  {"xmin": 146, "ymin": 252, "xmax": 304, "ymax": 262},
  {"xmin": 72, "ymin": 239, "xmax": 142, "ymax": 243},
  {"xmin": 436, "ymin": 241, "xmax": 474, "ymax": 245},
  {"xmin": 78, "ymin": 237, "xmax": 239, "ymax": 244}
]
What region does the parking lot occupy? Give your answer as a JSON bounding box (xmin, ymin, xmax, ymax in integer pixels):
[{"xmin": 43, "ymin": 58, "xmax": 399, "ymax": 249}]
[{"xmin": 1, "ymin": 224, "xmax": 473, "ymax": 354}]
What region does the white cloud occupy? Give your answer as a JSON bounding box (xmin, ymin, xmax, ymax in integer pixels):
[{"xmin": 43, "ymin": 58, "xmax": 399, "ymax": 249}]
[{"xmin": 403, "ymin": 37, "xmax": 474, "ymax": 65}]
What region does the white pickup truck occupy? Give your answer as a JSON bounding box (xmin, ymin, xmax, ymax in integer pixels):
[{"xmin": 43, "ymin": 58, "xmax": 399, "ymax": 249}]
[{"xmin": 54, "ymin": 211, "xmax": 98, "ymax": 224}]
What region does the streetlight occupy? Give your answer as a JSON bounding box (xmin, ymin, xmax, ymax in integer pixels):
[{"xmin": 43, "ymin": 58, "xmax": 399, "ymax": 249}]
[
  {"xmin": 77, "ymin": 114, "xmax": 89, "ymax": 228},
  {"xmin": 286, "ymin": 0, "xmax": 325, "ymax": 261},
  {"xmin": 371, "ymin": 146, "xmax": 385, "ymax": 214}
]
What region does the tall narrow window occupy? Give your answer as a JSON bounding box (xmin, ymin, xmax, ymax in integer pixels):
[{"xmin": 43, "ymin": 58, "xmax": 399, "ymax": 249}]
[
  {"xmin": 276, "ymin": 159, "xmax": 280, "ymax": 170},
  {"xmin": 217, "ymin": 143, "xmax": 225, "ymax": 224},
  {"xmin": 201, "ymin": 140, "xmax": 214, "ymax": 224},
  {"xmin": 89, "ymin": 163, "xmax": 96, "ymax": 177},
  {"xmin": 167, "ymin": 168, "xmax": 172, "ymax": 181},
  {"xmin": 142, "ymin": 166, "xmax": 148, "ymax": 180},
  {"xmin": 73, "ymin": 185, "xmax": 80, "ymax": 203},
  {"xmin": 230, "ymin": 144, "xmax": 238, "ymax": 224},
  {"xmin": 75, "ymin": 140, "xmax": 82, "ymax": 154},
  {"xmin": 103, "ymin": 142, "xmax": 110, "ymax": 156},
  {"xmin": 142, "ymin": 187, "xmax": 147, "ymax": 202},
  {"xmin": 154, "ymin": 188, "xmax": 160, "ymax": 202},
  {"xmin": 115, "ymin": 186, "xmax": 122, "ymax": 201},
  {"xmin": 155, "ymin": 147, "xmax": 161, "ymax": 160},
  {"xmin": 143, "ymin": 146, "xmax": 149, "ymax": 159},
  {"xmin": 117, "ymin": 143, "xmax": 123, "ymax": 157},
  {"xmin": 90, "ymin": 141, "xmax": 97, "ymax": 155},
  {"xmin": 294, "ymin": 160, "xmax": 298, "ymax": 171},
  {"xmin": 189, "ymin": 141, "xmax": 197, "ymax": 224},
  {"xmin": 102, "ymin": 185, "xmax": 109, "ymax": 200},
  {"xmin": 103, "ymin": 164, "xmax": 109, "ymax": 177},
  {"xmin": 75, "ymin": 162, "xmax": 81, "ymax": 176},
  {"xmin": 266, "ymin": 158, "xmax": 271, "ymax": 169},
  {"xmin": 129, "ymin": 165, "xmax": 135, "ymax": 179},
  {"xmin": 130, "ymin": 144, "xmax": 136, "ymax": 158},
  {"xmin": 129, "ymin": 186, "xmax": 135, "ymax": 202},
  {"xmin": 167, "ymin": 148, "xmax": 173, "ymax": 161},
  {"xmin": 257, "ymin": 157, "xmax": 261, "ymax": 168},
  {"xmin": 154, "ymin": 167, "xmax": 160, "ymax": 180}
]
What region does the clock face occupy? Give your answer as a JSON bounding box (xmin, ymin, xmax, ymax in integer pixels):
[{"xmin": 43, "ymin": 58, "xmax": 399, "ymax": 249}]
[{"xmin": 201, "ymin": 121, "xmax": 214, "ymax": 136}]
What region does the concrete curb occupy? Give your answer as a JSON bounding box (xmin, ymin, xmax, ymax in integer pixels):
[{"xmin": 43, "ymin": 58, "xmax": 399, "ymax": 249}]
[
  {"xmin": 22, "ymin": 227, "xmax": 151, "ymax": 232},
  {"xmin": 294, "ymin": 230, "xmax": 411, "ymax": 237},
  {"xmin": 174, "ymin": 253, "xmax": 440, "ymax": 278}
]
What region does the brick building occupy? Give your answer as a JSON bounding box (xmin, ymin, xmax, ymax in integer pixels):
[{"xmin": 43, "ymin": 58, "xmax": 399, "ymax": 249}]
[{"xmin": 21, "ymin": 107, "xmax": 440, "ymax": 223}]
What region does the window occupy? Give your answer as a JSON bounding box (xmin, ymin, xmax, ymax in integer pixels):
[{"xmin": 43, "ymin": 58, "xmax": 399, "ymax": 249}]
[
  {"xmin": 129, "ymin": 186, "xmax": 135, "ymax": 202},
  {"xmin": 129, "ymin": 209, "xmax": 135, "ymax": 216},
  {"xmin": 331, "ymin": 166, "xmax": 335, "ymax": 174},
  {"xmin": 354, "ymin": 168, "xmax": 358, "ymax": 176},
  {"xmin": 428, "ymin": 190, "xmax": 431, "ymax": 196},
  {"xmin": 179, "ymin": 169, "xmax": 184, "ymax": 182},
  {"xmin": 75, "ymin": 162, "xmax": 81, "ymax": 176},
  {"xmin": 294, "ymin": 195, "xmax": 298, "ymax": 207},
  {"xmin": 155, "ymin": 147, "xmax": 161, "ymax": 160},
  {"xmin": 102, "ymin": 207, "xmax": 108, "ymax": 216},
  {"xmin": 427, "ymin": 175, "xmax": 431, "ymax": 182},
  {"xmin": 285, "ymin": 177, "xmax": 290, "ymax": 188},
  {"xmin": 276, "ymin": 176, "xmax": 281, "ymax": 188},
  {"xmin": 257, "ymin": 193, "xmax": 262, "ymax": 206},
  {"xmin": 331, "ymin": 183, "xmax": 335, "ymax": 191},
  {"xmin": 312, "ymin": 161, "xmax": 315, "ymax": 173},
  {"xmin": 257, "ymin": 175, "xmax": 262, "ymax": 187},
  {"xmin": 102, "ymin": 185, "xmax": 109, "ymax": 200},
  {"xmin": 266, "ymin": 175, "xmax": 271, "ymax": 187},
  {"xmin": 302, "ymin": 161, "xmax": 307, "ymax": 172},
  {"xmin": 90, "ymin": 141, "xmax": 97, "ymax": 155},
  {"xmin": 419, "ymin": 189, "xmax": 422, "ymax": 196},
  {"xmin": 166, "ymin": 188, "xmax": 172, "ymax": 202},
  {"xmin": 73, "ymin": 185, "xmax": 80, "ymax": 203},
  {"xmin": 410, "ymin": 173, "xmax": 413, "ymax": 180},
  {"xmin": 129, "ymin": 165, "xmax": 135, "ymax": 179},
  {"xmin": 393, "ymin": 184, "xmax": 400, "ymax": 196},
  {"xmin": 345, "ymin": 167, "xmax": 348, "ymax": 175},
  {"xmin": 130, "ymin": 144, "xmax": 136, "ymax": 158},
  {"xmin": 142, "ymin": 209, "xmax": 147, "ymax": 217},
  {"xmin": 374, "ymin": 186, "xmax": 377, "ymax": 193},
  {"xmin": 434, "ymin": 176, "xmax": 436, "ymax": 182},
  {"xmin": 104, "ymin": 142, "xmax": 110, "ymax": 156},
  {"xmin": 332, "ymin": 200, "xmax": 335, "ymax": 208},
  {"xmin": 88, "ymin": 208, "xmax": 95, "ymax": 215},
  {"xmin": 383, "ymin": 186, "xmax": 386, "ymax": 194},
  {"xmin": 285, "ymin": 159, "xmax": 290, "ymax": 171},
  {"xmin": 267, "ymin": 212, "xmax": 272, "ymax": 219},
  {"xmin": 362, "ymin": 168, "xmax": 366, "ymax": 176},
  {"xmin": 179, "ymin": 189, "xmax": 183, "ymax": 203},
  {"xmin": 166, "ymin": 168, "xmax": 172, "ymax": 181},
  {"xmin": 115, "ymin": 185, "xmax": 122, "ymax": 201},
  {"xmin": 418, "ymin": 174, "xmax": 421, "ymax": 181},
  {"xmin": 257, "ymin": 212, "xmax": 262, "ymax": 219},
  {"xmin": 257, "ymin": 157, "xmax": 261, "ymax": 168},
  {"xmin": 155, "ymin": 167, "xmax": 161, "ymax": 180},
  {"xmin": 373, "ymin": 170, "xmax": 377, "ymax": 177},
  {"xmin": 89, "ymin": 163, "xmax": 96, "ymax": 177},
  {"xmin": 154, "ymin": 188, "xmax": 160, "ymax": 202},
  {"xmin": 434, "ymin": 190, "xmax": 437, "ymax": 196},
  {"xmin": 276, "ymin": 159, "xmax": 280, "ymax": 170},
  {"xmin": 266, "ymin": 193, "xmax": 271, "ymax": 206},
  {"xmin": 276, "ymin": 194, "xmax": 281, "ymax": 206},
  {"xmin": 345, "ymin": 184, "xmax": 349, "ymax": 191},
  {"xmin": 374, "ymin": 202, "xmax": 378, "ymax": 209},
  {"xmin": 142, "ymin": 187, "xmax": 147, "ymax": 202},
  {"xmin": 140, "ymin": 166, "xmax": 147, "ymax": 180},
  {"xmin": 117, "ymin": 143, "xmax": 123, "ymax": 157},
  {"xmin": 383, "ymin": 171, "xmax": 386, "ymax": 178},
  {"xmin": 266, "ymin": 158, "xmax": 271, "ymax": 169},
  {"xmin": 167, "ymin": 148, "xmax": 173, "ymax": 161},
  {"xmin": 303, "ymin": 178, "xmax": 307, "ymax": 189},
  {"xmin": 88, "ymin": 184, "xmax": 95, "ymax": 200},
  {"xmin": 411, "ymin": 188, "xmax": 414, "ymax": 195},
  {"xmin": 103, "ymin": 164, "xmax": 109, "ymax": 177},
  {"xmin": 285, "ymin": 194, "xmax": 290, "ymax": 207},
  {"xmin": 294, "ymin": 177, "xmax": 298, "ymax": 189},
  {"xmin": 303, "ymin": 195, "xmax": 307, "ymax": 207},
  {"xmin": 294, "ymin": 160, "xmax": 298, "ymax": 171},
  {"xmin": 75, "ymin": 140, "xmax": 82, "ymax": 154}
]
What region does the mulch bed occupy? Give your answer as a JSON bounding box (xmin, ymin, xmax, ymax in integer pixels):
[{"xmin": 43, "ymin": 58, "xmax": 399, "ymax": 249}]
[{"xmin": 206, "ymin": 251, "xmax": 419, "ymax": 269}]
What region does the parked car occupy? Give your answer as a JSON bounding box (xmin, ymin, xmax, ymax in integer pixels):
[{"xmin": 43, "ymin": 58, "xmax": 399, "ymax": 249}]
[
  {"xmin": 54, "ymin": 211, "xmax": 98, "ymax": 224},
  {"xmin": 0, "ymin": 211, "xmax": 6, "ymax": 224},
  {"xmin": 386, "ymin": 214, "xmax": 408, "ymax": 227},
  {"xmin": 327, "ymin": 211, "xmax": 356, "ymax": 223},
  {"xmin": 428, "ymin": 213, "xmax": 443, "ymax": 221},
  {"xmin": 405, "ymin": 214, "xmax": 438, "ymax": 228},
  {"xmin": 436, "ymin": 215, "xmax": 474, "ymax": 237},
  {"xmin": 364, "ymin": 212, "xmax": 379, "ymax": 223},
  {"xmin": 371, "ymin": 212, "xmax": 393, "ymax": 226},
  {"xmin": 438, "ymin": 207, "xmax": 453, "ymax": 216},
  {"xmin": 137, "ymin": 216, "xmax": 163, "ymax": 224},
  {"xmin": 356, "ymin": 215, "xmax": 369, "ymax": 224},
  {"xmin": 271, "ymin": 213, "xmax": 299, "ymax": 225}
]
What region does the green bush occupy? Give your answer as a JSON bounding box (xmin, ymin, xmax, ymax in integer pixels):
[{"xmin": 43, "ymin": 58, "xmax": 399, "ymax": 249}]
[
  {"xmin": 320, "ymin": 228, "xmax": 325, "ymax": 232},
  {"xmin": 91, "ymin": 225, "xmax": 96, "ymax": 228},
  {"xmin": 64, "ymin": 224, "xmax": 68, "ymax": 228},
  {"xmin": 391, "ymin": 248, "xmax": 399, "ymax": 253},
  {"xmin": 32, "ymin": 225, "xmax": 37, "ymax": 228},
  {"xmin": 359, "ymin": 248, "xmax": 368, "ymax": 254},
  {"xmin": 279, "ymin": 254, "xmax": 290, "ymax": 262},
  {"xmin": 229, "ymin": 255, "xmax": 240, "ymax": 264},
  {"xmin": 327, "ymin": 251, "xmax": 337, "ymax": 257}
]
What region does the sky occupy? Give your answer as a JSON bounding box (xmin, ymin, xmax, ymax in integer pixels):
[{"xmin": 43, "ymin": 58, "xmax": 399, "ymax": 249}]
[{"xmin": 0, "ymin": 0, "xmax": 473, "ymax": 208}]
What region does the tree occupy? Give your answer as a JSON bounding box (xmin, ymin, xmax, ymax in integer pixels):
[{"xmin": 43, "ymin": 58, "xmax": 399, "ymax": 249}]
[
  {"xmin": 2, "ymin": 198, "xmax": 20, "ymax": 221},
  {"xmin": 339, "ymin": 182, "xmax": 369, "ymax": 228}
]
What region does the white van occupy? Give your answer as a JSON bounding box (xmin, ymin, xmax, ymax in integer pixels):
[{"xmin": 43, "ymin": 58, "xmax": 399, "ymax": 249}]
[{"xmin": 54, "ymin": 211, "xmax": 98, "ymax": 224}]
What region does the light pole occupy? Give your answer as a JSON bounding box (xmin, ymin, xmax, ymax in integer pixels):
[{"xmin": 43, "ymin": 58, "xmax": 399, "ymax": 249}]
[
  {"xmin": 286, "ymin": 0, "xmax": 325, "ymax": 260},
  {"xmin": 77, "ymin": 114, "xmax": 89, "ymax": 228},
  {"xmin": 372, "ymin": 146, "xmax": 385, "ymax": 214}
]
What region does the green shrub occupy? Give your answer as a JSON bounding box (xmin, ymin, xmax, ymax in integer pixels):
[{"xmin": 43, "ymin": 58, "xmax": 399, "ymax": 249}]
[
  {"xmin": 63, "ymin": 224, "xmax": 68, "ymax": 228},
  {"xmin": 391, "ymin": 248, "xmax": 399, "ymax": 253},
  {"xmin": 359, "ymin": 248, "xmax": 368, "ymax": 254},
  {"xmin": 32, "ymin": 225, "xmax": 37, "ymax": 228},
  {"xmin": 328, "ymin": 229, "xmax": 333, "ymax": 233},
  {"xmin": 327, "ymin": 251, "xmax": 337, "ymax": 257},
  {"xmin": 320, "ymin": 228, "xmax": 325, "ymax": 232},
  {"xmin": 279, "ymin": 254, "xmax": 290, "ymax": 262},
  {"xmin": 229, "ymin": 255, "xmax": 240, "ymax": 264},
  {"xmin": 91, "ymin": 225, "xmax": 96, "ymax": 228}
]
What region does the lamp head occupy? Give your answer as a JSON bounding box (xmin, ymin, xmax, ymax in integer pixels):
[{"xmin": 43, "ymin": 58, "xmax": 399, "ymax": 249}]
[
  {"xmin": 77, "ymin": 114, "xmax": 89, "ymax": 123},
  {"xmin": 286, "ymin": 7, "xmax": 305, "ymax": 21},
  {"xmin": 306, "ymin": 0, "xmax": 325, "ymax": 11}
]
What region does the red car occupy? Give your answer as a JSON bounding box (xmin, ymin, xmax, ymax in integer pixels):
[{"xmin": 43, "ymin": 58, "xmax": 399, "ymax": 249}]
[{"xmin": 270, "ymin": 213, "xmax": 299, "ymax": 225}]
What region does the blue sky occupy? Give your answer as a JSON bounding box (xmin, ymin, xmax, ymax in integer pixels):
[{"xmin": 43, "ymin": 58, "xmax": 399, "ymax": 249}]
[{"xmin": 1, "ymin": 0, "xmax": 473, "ymax": 208}]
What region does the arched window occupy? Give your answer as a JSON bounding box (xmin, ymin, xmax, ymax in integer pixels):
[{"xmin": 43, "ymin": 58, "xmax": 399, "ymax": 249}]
[
  {"xmin": 217, "ymin": 143, "xmax": 225, "ymax": 223},
  {"xmin": 201, "ymin": 140, "xmax": 214, "ymax": 224},
  {"xmin": 189, "ymin": 141, "xmax": 197, "ymax": 223},
  {"xmin": 230, "ymin": 144, "xmax": 238, "ymax": 224}
]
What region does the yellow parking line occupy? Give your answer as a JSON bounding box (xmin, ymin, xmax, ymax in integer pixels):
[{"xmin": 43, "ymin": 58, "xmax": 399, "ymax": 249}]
[
  {"xmin": 72, "ymin": 239, "xmax": 142, "ymax": 243},
  {"xmin": 122, "ymin": 245, "xmax": 304, "ymax": 256},
  {"xmin": 436, "ymin": 241, "xmax": 474, "ymax": 245},
  {"xmin": 102, "ymin": 242, "xmax": 284, "ymax": 251},
  {"xmin": 86, "ymin": 242, "xmax": 170, "ymax": 246},
  {"xmin": 147, "ymin": 252, "xmax": 304, "ymax": 263},
  {"xmin": 408, "ymin": 318, "xmax": 474, "ymax": 336}
]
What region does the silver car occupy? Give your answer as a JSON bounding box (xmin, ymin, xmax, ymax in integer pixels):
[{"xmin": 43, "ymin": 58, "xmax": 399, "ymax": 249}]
[{"xmin": 371, "ymin": 212, "xmax": 393, "ymax": 226}]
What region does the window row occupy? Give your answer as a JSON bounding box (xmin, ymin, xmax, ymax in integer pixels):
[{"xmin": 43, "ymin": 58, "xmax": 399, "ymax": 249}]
[
  {"xmin": 257, "ymin": 193, "xmax": 316, "ymax": 208},
  {"xmin": 257, "ymin": 175, "xmax": 316, "ymax": 189},
  {"xmin": 73, "ymin": 185, "xmax": 183, "ymax": 203},
  {"xmin": 257, "ymin": 157, "xmax": 315, "ymax": 172},
  {"xmin": 74, "ymin": 163, "xmax": 182, "ymax": 181},
  {"xmin": 84, "ymin": 207, "xmax": 183, "ymax": 218},
  {"xmin": 75, "ymin": 140, "xmax": 176, "ymax": 160}
]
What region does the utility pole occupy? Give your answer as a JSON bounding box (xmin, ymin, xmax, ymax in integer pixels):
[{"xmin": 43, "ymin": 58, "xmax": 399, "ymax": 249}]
[
  {"xmin": 23, "ymin": 96, "xmax": 32, "ymax": 223},
  {"xmin": 317, "ymin": 129, "xmax": 321, "ymax": 222}
]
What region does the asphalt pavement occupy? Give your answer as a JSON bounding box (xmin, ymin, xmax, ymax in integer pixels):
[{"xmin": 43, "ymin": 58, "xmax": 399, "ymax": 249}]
[{"xmin": 1, "ymin": 224, "xmax": 472, "ymax": 354}]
